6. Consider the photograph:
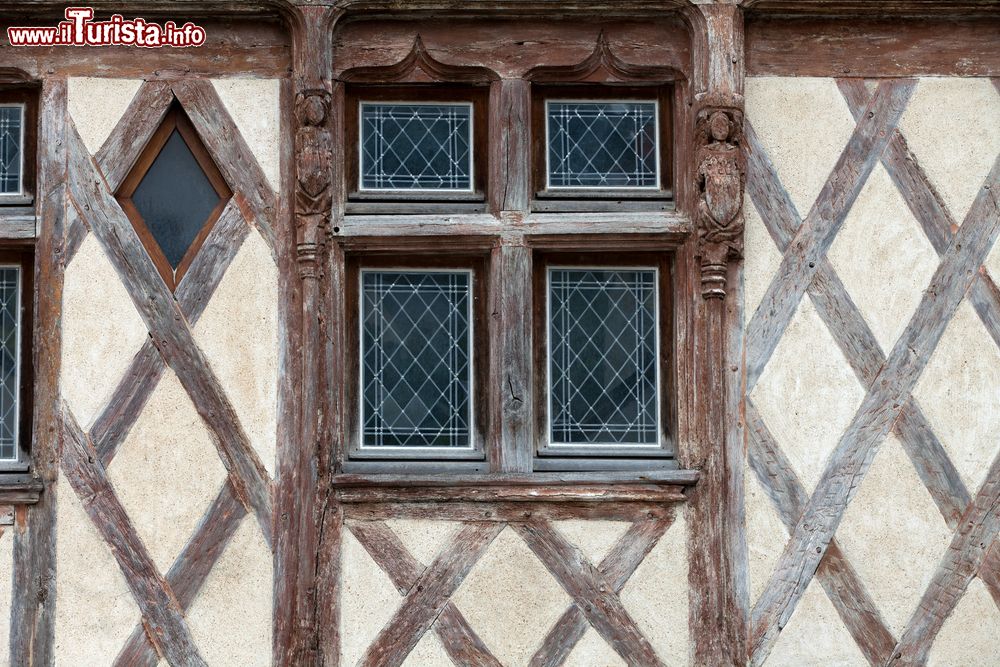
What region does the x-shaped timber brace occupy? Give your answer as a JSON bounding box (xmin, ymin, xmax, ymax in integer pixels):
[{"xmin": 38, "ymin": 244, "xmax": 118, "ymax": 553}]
[
  {"xmin": 337, "ymin": 497, "xmax": 682, "ymax": 667},
  {"xmin": 59, "ymin": 78, "xmax": 281, "ymax": 666},
  {"xmin": 745, "ymin": 77, "xmax": 1000, "ymax": 667}
]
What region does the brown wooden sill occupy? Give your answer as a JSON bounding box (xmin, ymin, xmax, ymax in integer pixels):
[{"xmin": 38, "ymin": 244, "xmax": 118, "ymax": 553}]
[
  {"xmin": 0, "ymin": 474, "xmax": 43, "ymax": 504},
  {"xmin": 331, "ymin": 470, "xmax": 698, "ymax": 504}
]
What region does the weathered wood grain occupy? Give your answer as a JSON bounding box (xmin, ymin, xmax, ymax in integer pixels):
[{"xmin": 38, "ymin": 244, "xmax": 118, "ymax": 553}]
[
  {"xmin": 348, "ymin": 521, "xmax": 503, "ymax": 666},
  {"xmin": 750, "ymin": 154, "xmax": 1000, "ymax": 665},
  {"xmin": 530, "ymin": 517, "xmax": 673, "ymax": 667},
  {"xmin": 488, "ymin": 79, "xmax": 531, "ymax": 214},
  {"xmin": 95, "ymin": 80, "xmax": 173, "ymax": 192},
  {"xmin": 11, "ymin": 76, "xmax": 65, "ymax": 667},
  {"xmin": 171, "ymin": 79, "xmax": 278, "ymax": 256},
  {"xmin": 746, "ymin": 401, "xmax": 896, "ymax": 665},
  {"xmin": 890, "ymin": 446, "xmax": 1000, "ymax": 665},
  {"xmin": 92, "ymin": 199, "xmax": 250, "ymax": 465},
  {"xmin": 515, "ymin": 521, "xmax": 664, "ymax": 667},
  {"xmin": 746, "ymin": 16, "xmax": 1000, "ymax": 77},
  {"xmin": 343, "ymin": 501, "xmax": 677, "ymax": 523},
  {"xmin": 66, "ymin": 124, "xmax": 274, "ymax": 548},
  {"xmin": 61, "ymin": 409, "xmax": 206, "ymax": 666},
  {"xmin": 745, "ymin": 80, "xmax": 915, "ymax": 388},
  {"xmin": 331, "ymin": 470, "xmax": 698, "ymax": 488},
  {"xmin": 361, "ymin": 522, "xmax": 503, "ymax": 667},
  {"xmin": 113, "ymin": 482, "xmax": 247, "ymax": 667}
]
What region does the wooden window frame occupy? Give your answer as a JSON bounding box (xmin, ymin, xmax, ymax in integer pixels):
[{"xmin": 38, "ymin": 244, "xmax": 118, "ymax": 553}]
[
  {"xmin": 344, "ymin": 84, "xmax": 490, "ymax": 213},
  {"xmin": 0, "ymin": 87, "xmax": 39, "ymax": 207},
  {"xmin": 116, "ymin": 103, "xmax": 232, "ymax": 292},
  {"xmin": 343, "ymin": 252, "xmax": 491, "ymax": 464},
  {"xmin": 532, "ymin": 251, "xmax": 675, "ymax": 465},
  {"xmin": 0, "ymin": 249, "xmax": 33, "ymax": 472},
  {"xmin": 531, "ymin": 84, "xmax": 674, "ymax": 210}
]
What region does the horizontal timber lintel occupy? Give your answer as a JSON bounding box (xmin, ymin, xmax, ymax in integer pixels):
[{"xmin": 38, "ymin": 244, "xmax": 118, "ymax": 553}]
[
  {"xmin": 331, "ymin": 470, "xmax": 698, "ymax": 504},
  {"xmin": 0, "ymin": 474, "xmax": 43, "ymax": 505}
]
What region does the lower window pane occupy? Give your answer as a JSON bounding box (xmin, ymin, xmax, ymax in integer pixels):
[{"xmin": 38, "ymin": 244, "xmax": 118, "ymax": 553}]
[
  {"xmin": 549, "ymin": 268, "xmax": 658, "ymax": 446},
  {"xmin": 0, "ymin": 266, "xmax": 19, "ymax": 461},
  {"xmin": 361, "ymin": 271, "xmax": 472, "ymax": 448}
]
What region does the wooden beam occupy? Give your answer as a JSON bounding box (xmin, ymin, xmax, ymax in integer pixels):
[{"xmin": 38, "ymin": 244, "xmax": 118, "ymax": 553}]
[
  {"xmin": 60, "ymin": 408, "xmax": 206, "ymax": 666},
  {"xmin": 514, "ymin": 521, "xmax": 663, "ymax": 667},
  {"xmin": 95, "ymin": 80, "xmax": 174, "ymax": 192},
  {"xmin": 11, "ymin": 76, "xmax": 66, "ymax": 667},
  {"xmin": 750, "ymin": 153, "xmax": 1000, "ymax": 665},
  {"xmin": 745, "ymin": 80, "xmax": 915, "ymax": 388},
  {"xmin": 91, "ymin": 198, "xmax": 250, "ymax": 465},
  {"xmin": 343, "ymin": 501, "xmax": 677, "ymax": 523},
  {"xmin": 65, "ymin": 124, "xmax": 274, "ymax": 548},
  {"xmin": 113, "ymin": 482, "xmax": 247, "ymax": 667},
  {"xmin": 360, "ymin": 522, "xmax": 503, "ymax": 666},
  {"xmin": 530, "ymin": 517, "xmax": 674, "ymax": 667},
  {"xmin": 348, "ymin": 521, "xmax": 502, "ymax": 666}
]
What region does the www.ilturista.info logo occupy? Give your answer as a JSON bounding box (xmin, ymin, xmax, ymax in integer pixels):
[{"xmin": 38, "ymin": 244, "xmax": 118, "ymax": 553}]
[{"xmin": 7, "ymin": 7, "xmax": 207, "ymax": 47}]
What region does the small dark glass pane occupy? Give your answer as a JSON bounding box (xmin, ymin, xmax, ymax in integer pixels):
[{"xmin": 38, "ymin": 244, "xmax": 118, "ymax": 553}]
[
  {"xmin": 549, "ymin": 269, "xmax": 658, "ymax": 445},
  {"xmin": 360, "ymin": 103, "xmax": 472, "ymax": 191},
  {"xmin": 0, "ymin": 106, "xmax": 22, "ymax": 195},
  {"xmin": 361, "ymin": 271, "xmax": 472, "ymax": 448},
  {"xmin": 132, "ymin": 130, "xmax": 221, "ymax": 268},
  {"xmin": 0, "ymin": 267, "xmax": 19, "ymax": 461},
  {"xmin": 547, "ymin": 101, "xmax": 658, "ymax": 188}
]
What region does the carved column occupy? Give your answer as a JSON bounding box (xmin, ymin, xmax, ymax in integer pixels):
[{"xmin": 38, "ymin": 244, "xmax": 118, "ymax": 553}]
[
  {"xmin": 685, "ymin": 2, "xmax": 748, "ymax": 666},
  {"xmin": 275, "ymin": 4, "xmax": 339, "ymax": 665}
]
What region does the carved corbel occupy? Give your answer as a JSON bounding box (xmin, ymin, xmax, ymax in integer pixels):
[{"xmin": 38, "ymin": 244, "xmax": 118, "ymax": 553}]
[
  {"xmin": 695, "ymin": 99, "xmax": 746, "ymax": 299},
  {"xmin": 294, "ymin": 87, "xmax": 333, "ymax": 280}
]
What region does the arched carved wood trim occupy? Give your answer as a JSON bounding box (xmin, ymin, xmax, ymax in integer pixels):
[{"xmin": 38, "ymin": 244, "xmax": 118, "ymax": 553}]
[
  {"xmin": 339, "ymin": 35, "xmax": 499, "ymax": 84},
  {"xmin": 525, "ymin": 30, "xmax": 681, "ymax": 83},
  {"xmin": 0, "ymin": 68, "xmax": 35, "ymax": 86}
]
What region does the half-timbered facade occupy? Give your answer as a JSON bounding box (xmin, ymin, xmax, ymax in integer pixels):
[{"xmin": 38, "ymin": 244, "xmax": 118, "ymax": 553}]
[{"xmin": 0, "ymin": 1, "xmax": 997, "ymax": 665}]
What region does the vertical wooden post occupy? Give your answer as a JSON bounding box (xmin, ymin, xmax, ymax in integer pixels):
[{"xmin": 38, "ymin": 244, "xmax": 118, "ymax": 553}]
[
  {"xmin": 685, "ymin": 3, "xmax": 748, "ymax": 665},
  {"xmin": 10, "ymin": 76, "xmax": 66, "ymax": 667},
  {"xmin": 488, "ymin": 78, "xmax": 533, "ymax": 473},
  {"xmin": 275, "ymin": 4, "xmax": 340, "ymax": 665}
]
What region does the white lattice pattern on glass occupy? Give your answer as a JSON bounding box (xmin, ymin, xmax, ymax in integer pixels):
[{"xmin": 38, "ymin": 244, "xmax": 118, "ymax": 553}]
[
  {"xmin": 547, "ymin": 101, "xmax": 658, "ymax": 189},
  {"xmin": 360, "ymin": 103, "xmax": 473, "ymax": 191},
  {"xmin": 361, "ymin": 271, "xmax": 473, "ymax": 448},
  {"xmin": 0, "ymin": 267, "xmax": 19, "ymax": 461},
  {"xmin": 548, "ymin": 268, "xmax": 658, "ymax": 445},
  {"xmin": 0, "ymin": 106, "xmax": 23, "ymax": 194}
]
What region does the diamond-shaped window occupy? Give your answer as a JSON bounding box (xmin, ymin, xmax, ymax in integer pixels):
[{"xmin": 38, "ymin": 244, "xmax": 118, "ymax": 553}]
[{"xmin": 117, "ymin": 103, "xmax": 231, "ymax": 290}]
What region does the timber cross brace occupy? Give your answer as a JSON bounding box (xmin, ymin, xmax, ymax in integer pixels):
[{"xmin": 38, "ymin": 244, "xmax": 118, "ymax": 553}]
[{"xmin": 2, "ymin": 1, "xmax": 998, "ymax": 666}]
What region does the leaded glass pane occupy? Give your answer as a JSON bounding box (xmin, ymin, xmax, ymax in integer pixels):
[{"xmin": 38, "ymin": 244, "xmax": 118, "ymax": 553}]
[
  {"xmin": 0, "ymin": 106, "xmax": 23, "ymax": 195},
  {"xmin": 547, "ymin": 101, "xmax": 658, "ymax": 189},
  {"xmin": 361, "ymin": 271, "xmax": 472, "ymax": 448},
  {"xmin": 549, "ymin": 268, "xmax": 658, "ymax": 445},
  {"xmin": 131, "ymin": 130, "xmax": 222, "ymax": 269},
  {"xmin": 0, "ymin": 267, "xmax": 20, "ymax": 461},
  {"xmin": 360, "ymin": 103, "xmax": 472, "ymax": 191}
]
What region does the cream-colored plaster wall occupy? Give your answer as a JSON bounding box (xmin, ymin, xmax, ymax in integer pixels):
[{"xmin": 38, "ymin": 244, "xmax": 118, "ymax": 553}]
[
  {"xmin": 744, "ymin": 75, "xmax": 1000, "ymax": 665},
  {"xmin": 55, "ymin": 77, "xmax": 282, "ymax": 665},
  {"xmin": 340, "ymin": 517, "xmax": 690, "ymax": 666}
]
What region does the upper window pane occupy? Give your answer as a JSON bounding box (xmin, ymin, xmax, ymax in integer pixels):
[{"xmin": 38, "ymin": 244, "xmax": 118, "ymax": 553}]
[
  {"xmin": 0, "ymin": 266, "xmax": 20, "ymax": 461},
  {"xmin": 548, "ymin": 268, "xmax": 658, "ymax": 446},
  {"xmin": 0, "ymin": 105, "xmax": 23, "ymax": 195},
  {"xmin": 361, "ymin": 270, "xmax": 473, "ymax": 449},
  {"xmin": 132, "ymin": 129, "xmax": 223, "ymax": 269},
  {"xmin": 360, "ymin": 103, "xmax": 473, "ymax": 191},
  {"xmin": 546, "ymin": 101, "xmax": 658, "ymax": 189}
]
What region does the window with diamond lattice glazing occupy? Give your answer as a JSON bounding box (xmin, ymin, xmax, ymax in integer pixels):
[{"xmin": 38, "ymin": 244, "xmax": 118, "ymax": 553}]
[
  {"xmin": 360, "ymin": 270, "xmax": 474, "ymax": 449},
  {"xmin": 0, "ymin": 265, "xmax": 20, "ymax": 461},
  {"xmin": 360, "ymin": 103, "xmax": 473, "ymax": 191},
  {"xmin": 546, "ymin": 101, "xmax": 658, "ymax": 189},
  {"xmin": 0, "ymin": 105, "xmax": 23, "ymax": 195},
  {"xmin": 547, "ymin": 268, "xmax": 659, "ymax": 446}
]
